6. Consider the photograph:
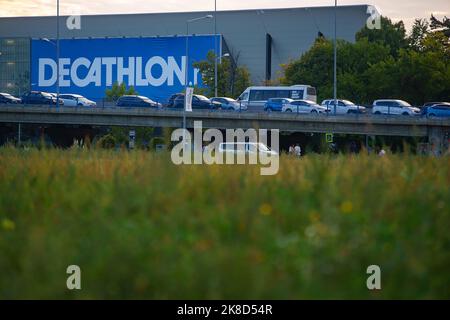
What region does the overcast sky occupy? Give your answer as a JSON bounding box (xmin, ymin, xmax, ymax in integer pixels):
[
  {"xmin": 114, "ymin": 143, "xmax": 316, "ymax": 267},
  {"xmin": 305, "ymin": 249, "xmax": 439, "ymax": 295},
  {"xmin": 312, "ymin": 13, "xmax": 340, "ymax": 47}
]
[{"xmin": 1, "ymin": 0, "xmax": 448, "ymax": 30}]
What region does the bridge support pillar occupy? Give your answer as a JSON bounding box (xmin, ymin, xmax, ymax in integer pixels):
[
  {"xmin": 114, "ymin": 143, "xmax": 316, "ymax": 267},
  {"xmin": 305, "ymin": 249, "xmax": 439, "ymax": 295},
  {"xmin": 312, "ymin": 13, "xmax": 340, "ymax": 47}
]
[
  {"xmin": 428, "ymin": 127, "xmax": 449, "ymax": 156},
  {"xmin": 18, "ymin": 123, "xmax": 21, "ymax": 146}
]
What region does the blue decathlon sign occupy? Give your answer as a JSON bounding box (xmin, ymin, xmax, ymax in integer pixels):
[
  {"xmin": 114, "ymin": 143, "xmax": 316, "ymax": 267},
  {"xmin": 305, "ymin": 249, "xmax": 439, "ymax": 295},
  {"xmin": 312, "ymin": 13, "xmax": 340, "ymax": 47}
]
[{"xmin": 31, "ymin": 35, "xmax": 220, "ymax": 103}]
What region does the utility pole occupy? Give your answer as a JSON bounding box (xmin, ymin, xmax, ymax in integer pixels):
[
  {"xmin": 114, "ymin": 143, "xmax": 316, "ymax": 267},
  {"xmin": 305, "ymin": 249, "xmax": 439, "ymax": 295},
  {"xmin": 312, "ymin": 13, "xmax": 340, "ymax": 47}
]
[
  {"xmin": 56, "ymin": 0, "xmax": 60, "ymax": 108},
  {"xmin": 333, "ymin": 0, "xmax": 337, "ymax": 115},
  {"xmin": 214, "ymin": 0, "xmax": 218, "ymax": 97}
]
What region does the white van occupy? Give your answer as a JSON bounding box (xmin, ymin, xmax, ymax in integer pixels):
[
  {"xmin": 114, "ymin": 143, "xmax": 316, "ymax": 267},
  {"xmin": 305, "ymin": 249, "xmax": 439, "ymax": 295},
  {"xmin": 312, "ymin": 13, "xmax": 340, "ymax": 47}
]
[
  {"xmin": 237, "ymin": 85, "xmax": 317, "ymax": 112},
  {"xmin": 372, "ymin": 100, "xmax": 420, "ymax": 116}
]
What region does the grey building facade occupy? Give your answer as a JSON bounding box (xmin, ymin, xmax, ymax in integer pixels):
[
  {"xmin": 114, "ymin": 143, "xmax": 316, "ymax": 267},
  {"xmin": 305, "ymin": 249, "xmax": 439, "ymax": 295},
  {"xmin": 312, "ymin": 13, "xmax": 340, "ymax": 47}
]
[{"xmin": 0, "ymin": 5, "xmax": 370, "ymax": 96}]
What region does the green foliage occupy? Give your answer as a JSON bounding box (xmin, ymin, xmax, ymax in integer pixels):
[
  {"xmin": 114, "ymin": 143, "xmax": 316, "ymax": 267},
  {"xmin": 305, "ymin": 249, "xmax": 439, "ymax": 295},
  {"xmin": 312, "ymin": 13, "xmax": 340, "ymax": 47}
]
[
  {"xmin": 408, "ymin": 19, "xmax": 430, "ymax": 52},
  {"xmin": 430, "ymin": 15, "xmax": 450, "ymax": 37},
  {"xmin": 193, "ymin": 51, "xmax": 251, "ymax": 98},
  {"xmin": 356, "ymin": 16, "xmax": 408, "ymax": 56},
  {"xmin": 96, "ymin": 134, "xmax": 116, "ymax": 149},
  {"xmin": 105, "ymin": 82, "xmax": 138, "ymax": 102},
  {"xmin": 281, "ymin": 38, "xmax": 391, "ymax": 103},
  {"xmin": 102, "ymin": 127, "xmax": 155, "ymax": 149},
  {"xmin": 281, "ymin": 15, "xmax": 450, "ymax": 105},
  {"xmin": 0, "ymin": 148, "xmax": 448, "ymax": 299}
]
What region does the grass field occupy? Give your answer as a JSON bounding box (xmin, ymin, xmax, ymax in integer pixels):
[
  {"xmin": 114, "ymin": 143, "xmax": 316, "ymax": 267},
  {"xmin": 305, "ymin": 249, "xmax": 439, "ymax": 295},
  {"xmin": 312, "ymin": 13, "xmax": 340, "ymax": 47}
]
[{"xmin": 0, "ymin": 147, "xmax": 448, "ymax": 299}]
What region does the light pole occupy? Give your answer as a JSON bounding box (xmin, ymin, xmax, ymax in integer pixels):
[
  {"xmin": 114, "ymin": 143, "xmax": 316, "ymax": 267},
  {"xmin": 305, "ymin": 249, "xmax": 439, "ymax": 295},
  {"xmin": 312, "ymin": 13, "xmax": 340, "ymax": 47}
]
[
  {"xmin": 56, "ymin": 0, "xmax": 60, "ymax": 108},
  {"xmin": 184, "ymin": 14, "xmax": 213, "ymax": 134},
  {"xmin": 333, "ymin": 0, "xmax": 337, "ymax": 115},
  {"xmin": 214, "ymin": 52, "xmax": 229, "ymax": 96},
  {"xmin": 214, "ymin": 0, "xmax": 218, "ymax": 98}
]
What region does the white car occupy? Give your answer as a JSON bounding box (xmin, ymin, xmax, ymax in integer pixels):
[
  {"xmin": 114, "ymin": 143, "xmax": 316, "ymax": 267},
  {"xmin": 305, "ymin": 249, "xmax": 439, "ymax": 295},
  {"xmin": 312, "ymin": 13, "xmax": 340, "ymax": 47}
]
[
  {"xmin": 372, "ymin": 100, "xmax": 420, "ymax": 116},
  {"xmin": 321, "ymin": 99, "xmax": 366, "ymax": 114},
  {"xmin": 218, "ymin": 142, "xmax": 278, "ymax": 156},
  {"xmin": 282, "ymin": 100, "xmax": 327, "ymax": 114},
  {"xmin": 210, "ymin": 97, "xmax": 246, "ymax": 111},
  {"xmin": 50, "ymin": 93, "xmax": 96, "ymax": 107}
]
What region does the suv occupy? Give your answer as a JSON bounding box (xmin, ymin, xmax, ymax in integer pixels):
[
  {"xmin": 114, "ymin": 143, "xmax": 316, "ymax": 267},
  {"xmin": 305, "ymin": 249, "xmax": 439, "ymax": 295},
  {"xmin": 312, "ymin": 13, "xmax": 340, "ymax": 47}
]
[
  {"xmin": 421, "ymin": 103, "xmax": 450, "ymax": 118},
  {"xmin": 172, "ymin": 94, "xmax": 221, "ymax": 110},
  {"xmin": 321, "ymin": 99, "xmax": 365, "ymax": 114},
  {"xmin": 264, "ymin": 98, "xmax": 293, "ymax": 112},
  {"xmin": 21, "ymin": 91, "xmax": 61, "ymax": 105},
  {"xmin": 0, "ymin": 92, "xmax": 21, "ymax": 104},
  {"xmin": 372, "ymin": 100, "xmax": 420, "ymax": 116},
  {"xmin": 116, "ymin": 95, "xmax": 161, "ymax": 108}
]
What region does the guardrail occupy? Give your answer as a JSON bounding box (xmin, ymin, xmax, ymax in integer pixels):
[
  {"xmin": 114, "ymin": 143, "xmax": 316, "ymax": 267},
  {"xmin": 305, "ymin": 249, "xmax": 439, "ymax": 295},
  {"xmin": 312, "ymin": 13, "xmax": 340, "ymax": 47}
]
[{"xmin": 1, "ymin": 105, "xmax": 449, "ymax": 138}]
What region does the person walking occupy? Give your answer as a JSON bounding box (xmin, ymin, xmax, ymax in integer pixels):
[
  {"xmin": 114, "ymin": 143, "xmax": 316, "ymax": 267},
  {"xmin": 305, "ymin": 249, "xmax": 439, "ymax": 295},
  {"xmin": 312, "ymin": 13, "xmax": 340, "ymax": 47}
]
[
  {"xmin": 294, "ymin": 144, "xmax": 302, "ymax": 157},
  {"xmin": 288, "ymin": 144, "xmax": 294, "ymax": 155}
]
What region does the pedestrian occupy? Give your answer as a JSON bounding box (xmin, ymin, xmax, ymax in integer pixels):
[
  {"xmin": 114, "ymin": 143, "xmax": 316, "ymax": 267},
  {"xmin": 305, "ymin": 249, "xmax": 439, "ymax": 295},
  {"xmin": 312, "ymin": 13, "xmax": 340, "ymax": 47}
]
[
  {"xmin": 294, "ymin": 144, "xmax": 301, "ymax": 157},
  {"xmin": 288, "ymin": 144, "xmax": 294, "ymax": 155}
]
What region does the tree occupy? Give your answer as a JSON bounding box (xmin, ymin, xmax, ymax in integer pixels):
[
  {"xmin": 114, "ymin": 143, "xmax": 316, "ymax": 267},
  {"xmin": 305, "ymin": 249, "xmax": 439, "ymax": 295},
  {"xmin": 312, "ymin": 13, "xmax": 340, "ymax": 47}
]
[
  {"xmin": 105, "ymin": 82, "xmax": 137, "ymax": 101},
  {"xmin": 430, "ymin": 15, "xmax": 450, "ymax": 37},
  {"xmin": 356, "ymin": 16, "xmax": 408, "ymax": 56},
  {"xmin": 280, "ymin": 37, "xmax": 391, "ymax": 103},
  {"xmin": 280, "ymin": 14, "xmax": 450, "ymax": 106},
  {"xmin": 408, "ymin": 19, "xmax": 429, "ymax": 51},
  {"xmin": 193, "ymin": 50, "xmax": 251, "ymax": 98}
]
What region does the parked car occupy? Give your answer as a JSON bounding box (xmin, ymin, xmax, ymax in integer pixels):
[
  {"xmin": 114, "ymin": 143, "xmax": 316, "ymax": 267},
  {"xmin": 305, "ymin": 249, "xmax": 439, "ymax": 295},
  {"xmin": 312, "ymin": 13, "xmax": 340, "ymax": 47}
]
[
  {"xmin": 172, "ymin": 94, "xmax": 221, "ymax": 110},
  {"xmin": 21, "ymin": 91, "xmax": 62, "ymax": 105},
  {"xmin": 116, "ymin": 95, "xmax": 161, "ymax": 108},
  {"xmin": 421, "ymin": 103, "xmax": 450, "ymax": 118},
  {"xmin": 372, "ymin": 99, "xmax": 420, "ymax": 115},
  {"xmin": 166, "ymin": 93, "xmax": 184, "ymax": 108},
  {"xmin": 58, "ymin": 94, "xmax": 96, "ymax": 107},
  {"xmin": 264, "ymin": 98, "xmax": 293, "ymax": 112},
  {"xmin": 0, "ymin": 92, "xmax": 21, "ymax": 104},
  {"xmin": 321, "ymin": 99, "xmax": 365, "ymax": 114},
  {"xmin": 218, "ymin": 142, "xmax": 278, "ymax": 156},
  {"xmin": 282, "ymin": 100, "xmax": 328, "ymax": 114},
  {"xmin": 210, "ymin": 97, "xmax": 244, "ymax": 111}
]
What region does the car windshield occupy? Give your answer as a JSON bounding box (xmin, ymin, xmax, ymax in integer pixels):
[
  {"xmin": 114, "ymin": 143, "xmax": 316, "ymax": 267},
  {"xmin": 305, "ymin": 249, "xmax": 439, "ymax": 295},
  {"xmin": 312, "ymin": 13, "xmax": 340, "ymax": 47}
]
[
  {"xmin": 342, "ymin": 100, "xmax": 355, "ymax": 105},
  {"xmin": 196, "ymin": 95, "xmax": 210, "ymax": 101},
  {"xmin": 223, "ymin": 98, "xmax": 236, "ymax": 102},
  {"xmin": 2, "ymin": 93, "xmax": 13, "ymax": 98},
  {"xmin": 42, "ymin": 93, "xmax": 53, "ymax": 98},
  {"xmin": 304, "ymin": 100, "xmax": 320, "ymax": 107},
  {"xmin": 397, "ymin": 100, "xmax": 412, "ymax": 107}
]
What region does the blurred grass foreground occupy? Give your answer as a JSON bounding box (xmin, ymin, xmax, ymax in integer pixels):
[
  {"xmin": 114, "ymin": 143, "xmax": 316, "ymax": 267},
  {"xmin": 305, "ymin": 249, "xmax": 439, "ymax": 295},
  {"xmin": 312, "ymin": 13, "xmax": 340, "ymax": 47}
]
[{"xmin": 0, "ymin": 147, "xmax": 448, "ymax": 299}]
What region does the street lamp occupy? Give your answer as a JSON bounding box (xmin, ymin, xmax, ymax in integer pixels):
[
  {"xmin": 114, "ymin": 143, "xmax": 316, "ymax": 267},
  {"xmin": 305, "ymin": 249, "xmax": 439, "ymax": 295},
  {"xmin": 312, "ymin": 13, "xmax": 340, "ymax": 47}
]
[
  {"xmin": 214, "ymin": 0, "xmax": 218, "ymax": 98},
  {"xmin": 214, "ymin": 53, "xmax": 230, "ymax": 97},
  {"xmin": 42, "ymin": 0, "xmax": 60, "ymax": 108},
  {"xmin": 184, "ymin": 14, "xmax": 213, "ymax": 133},
  {"xmin": 42, "ymin": 37, "xmax": 60, "ymax": 107},
  {"xmin": 217, "ymin": 53, "xmax": 230, "ymax": 60},
  {"xmin": 333, "ymin": 0, "xmax": 337, "ymax": 115}
]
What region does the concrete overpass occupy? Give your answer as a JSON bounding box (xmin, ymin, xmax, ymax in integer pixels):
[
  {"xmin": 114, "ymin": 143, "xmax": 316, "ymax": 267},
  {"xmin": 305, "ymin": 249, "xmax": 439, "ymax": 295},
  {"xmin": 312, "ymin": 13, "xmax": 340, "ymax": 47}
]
[{"xmin": 0, "ymin": 105, "xmax": 449, "ymax": 151}]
